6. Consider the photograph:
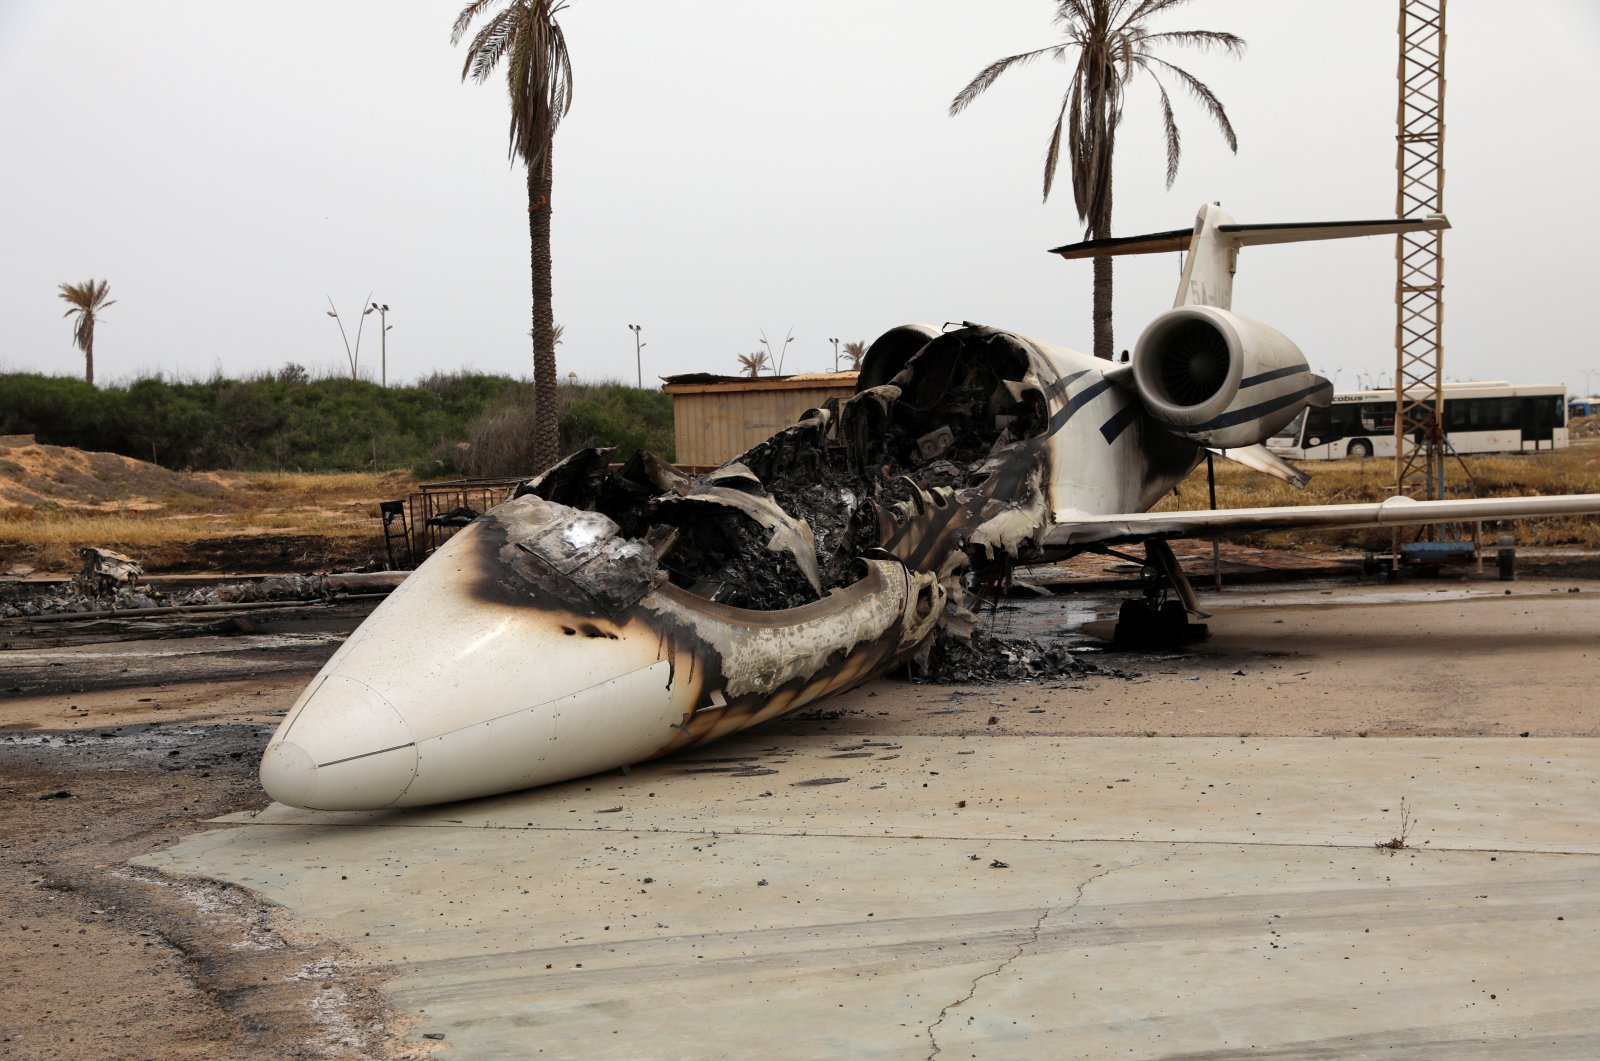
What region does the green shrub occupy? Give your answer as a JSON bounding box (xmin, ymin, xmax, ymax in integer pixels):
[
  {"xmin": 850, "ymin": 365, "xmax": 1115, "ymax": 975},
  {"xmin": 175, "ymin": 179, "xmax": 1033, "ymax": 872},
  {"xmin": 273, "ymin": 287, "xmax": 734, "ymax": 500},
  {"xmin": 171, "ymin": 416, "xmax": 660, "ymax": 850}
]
[{"xmin": 0, "ymin": 371, "xmax": 675, "ymax": 475}]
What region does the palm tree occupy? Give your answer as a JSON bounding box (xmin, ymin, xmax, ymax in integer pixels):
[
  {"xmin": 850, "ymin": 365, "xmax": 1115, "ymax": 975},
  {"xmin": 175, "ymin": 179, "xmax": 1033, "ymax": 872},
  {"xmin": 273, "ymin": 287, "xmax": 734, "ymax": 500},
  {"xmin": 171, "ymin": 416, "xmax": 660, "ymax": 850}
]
[
  {"xmin": 841, "ymin": 340, "xmax": 869, "ymax": 371},
  {"xmin": 736, "ymin": 351, "xmax": 770, "ymax": 379},
  {"xmin": 453, "ymin": 0, "xmax": 573, "ymax": 472},
  {"xmin": 950, "ymin": 0, "xmax": 1243, "ymax": 360},
  {"xmin": 58, "ymin": 279, "xmax": 115, "ymax": 386}
]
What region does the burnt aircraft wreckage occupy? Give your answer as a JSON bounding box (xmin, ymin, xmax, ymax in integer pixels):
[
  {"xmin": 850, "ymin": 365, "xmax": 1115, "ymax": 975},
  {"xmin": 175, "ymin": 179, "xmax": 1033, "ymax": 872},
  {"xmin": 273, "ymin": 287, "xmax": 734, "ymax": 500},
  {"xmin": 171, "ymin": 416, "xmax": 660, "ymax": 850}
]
[{"xmin": 261, "ymin": 205, "xmax": 1600, "ymax": 810}]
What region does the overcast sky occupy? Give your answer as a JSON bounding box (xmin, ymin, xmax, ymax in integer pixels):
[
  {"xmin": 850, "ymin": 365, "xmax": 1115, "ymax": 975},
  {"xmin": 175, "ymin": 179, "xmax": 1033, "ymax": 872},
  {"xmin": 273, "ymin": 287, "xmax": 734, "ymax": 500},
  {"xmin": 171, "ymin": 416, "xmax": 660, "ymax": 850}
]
[{"xmin": 3, "ymin": 1, "xmax": 1598, "ymax": 395}]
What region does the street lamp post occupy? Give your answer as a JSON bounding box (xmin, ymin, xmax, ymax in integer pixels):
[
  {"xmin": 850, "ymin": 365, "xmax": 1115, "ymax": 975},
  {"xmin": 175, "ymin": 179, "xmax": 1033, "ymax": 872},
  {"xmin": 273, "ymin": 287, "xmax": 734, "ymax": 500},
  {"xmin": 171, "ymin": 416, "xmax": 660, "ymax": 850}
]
[
  {"xmin": 628, "ymin": 324, "xmax": 646, "ymax": 388},
  {"xmin": 1582, "ymin": 367, "xmax": 1599, "ymax": 397},
  {"xmin": 829, "ymin": 337, "xmax": 840, "ymax": 372},
  {"xmin": 370, "ymin": 303, "xmax": 391, "ymax": 387},
  {"xmin": 759, "ymin": 327, "xmax": 795, "ymax": 376},
  {"xmin": 324, "ymin": 293, "xmax": 374, "ymax": 380}
]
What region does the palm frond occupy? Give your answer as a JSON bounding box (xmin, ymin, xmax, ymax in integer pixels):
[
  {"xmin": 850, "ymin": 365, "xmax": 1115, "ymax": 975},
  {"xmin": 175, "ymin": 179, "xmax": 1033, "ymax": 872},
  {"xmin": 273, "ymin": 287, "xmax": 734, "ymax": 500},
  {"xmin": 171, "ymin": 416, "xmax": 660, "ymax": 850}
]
[
  {"xmin": 451, "ymin": 0, "xmax": 505, "ymax": 45},
  {"xmin": 1042, "ymin": 88, "xmax": 1072, "ymax": 202},
  {"xmin": 1141, "ymin": 64, "xmax": 1182, "ymax": 187},
  {"xmin": 949, "ymin": 47, "xmax": 1066, "ymax": 116},
  {"xmin": 550, "ymin": 19, "xmax": 574, "ymax": 114},
  {"xmin": 1066, "ymin": 69, "xmax": 1088, "ymax": 221},
  {"xmin": 1144, "ymin": 55, "xmax": 1237, "ymax": 152},
  {"xmin": 1053, "ymin": 0, "xmax": 1096, "ymax": 29},
  {"xmin": 1139, "ymin": 29, "xmax": 1245, "ymax": 56},
  {"xmin": 1121, "ymin": 0, "xmax": 1196, "ymax": 27},
  {"xmin": 463, "ymin": 7, "xmax": 521, "ymax": 83}
]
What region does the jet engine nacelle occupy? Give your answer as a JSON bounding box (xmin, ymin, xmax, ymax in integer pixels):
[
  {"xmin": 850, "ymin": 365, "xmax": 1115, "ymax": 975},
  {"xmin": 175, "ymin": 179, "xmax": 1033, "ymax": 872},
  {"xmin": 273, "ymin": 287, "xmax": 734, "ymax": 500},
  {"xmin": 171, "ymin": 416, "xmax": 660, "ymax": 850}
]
[{"xmin": 1131, "ymin": 305, "xmax": 1329, "ymax": 450}]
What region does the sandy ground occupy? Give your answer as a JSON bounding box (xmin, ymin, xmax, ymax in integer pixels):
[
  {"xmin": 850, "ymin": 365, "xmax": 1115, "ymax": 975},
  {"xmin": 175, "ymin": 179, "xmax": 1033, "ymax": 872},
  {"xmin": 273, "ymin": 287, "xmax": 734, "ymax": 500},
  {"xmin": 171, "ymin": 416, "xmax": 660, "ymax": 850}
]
[
  {"xmin": 0, "ymin": 637, "xmax": 424, "ymax": 1057},
  {"xmin": 1, "ymin": 573, "xmax": 1598, "ymax": 1057}
]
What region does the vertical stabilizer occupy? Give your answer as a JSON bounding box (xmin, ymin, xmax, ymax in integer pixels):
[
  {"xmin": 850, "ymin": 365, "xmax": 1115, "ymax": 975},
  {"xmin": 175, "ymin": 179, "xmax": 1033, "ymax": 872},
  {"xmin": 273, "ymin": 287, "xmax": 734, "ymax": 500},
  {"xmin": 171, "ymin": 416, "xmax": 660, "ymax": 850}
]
[{"xmin": 1172, "ymin": 204, "xmax": 1238, "ymax": 310}]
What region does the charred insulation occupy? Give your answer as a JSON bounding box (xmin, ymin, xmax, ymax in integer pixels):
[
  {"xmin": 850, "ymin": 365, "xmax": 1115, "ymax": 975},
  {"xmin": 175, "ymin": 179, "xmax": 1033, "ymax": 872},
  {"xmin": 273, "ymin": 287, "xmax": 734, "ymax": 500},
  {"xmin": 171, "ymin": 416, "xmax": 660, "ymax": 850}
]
[{"xmin": 521, "ymin": 326, "xmax": 1060, "ymax": 618}]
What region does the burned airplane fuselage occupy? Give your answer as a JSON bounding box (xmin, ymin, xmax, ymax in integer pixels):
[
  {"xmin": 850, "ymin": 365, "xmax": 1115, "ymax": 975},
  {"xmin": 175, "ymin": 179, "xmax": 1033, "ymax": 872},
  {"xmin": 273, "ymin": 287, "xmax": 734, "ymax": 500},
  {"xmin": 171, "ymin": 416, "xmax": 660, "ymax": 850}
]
[{"xmin": 262, "ymin": 319, "xmax": 1321, "ymax": 810}]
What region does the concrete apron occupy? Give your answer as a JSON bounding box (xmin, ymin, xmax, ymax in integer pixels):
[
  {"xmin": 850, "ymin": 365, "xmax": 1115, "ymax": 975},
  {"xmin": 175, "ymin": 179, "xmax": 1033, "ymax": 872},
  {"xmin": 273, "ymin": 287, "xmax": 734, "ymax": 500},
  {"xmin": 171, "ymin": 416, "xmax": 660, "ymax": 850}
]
[{"xmin": 140, "ymin": 732, "xmax": 1600, "ymax": 1059}]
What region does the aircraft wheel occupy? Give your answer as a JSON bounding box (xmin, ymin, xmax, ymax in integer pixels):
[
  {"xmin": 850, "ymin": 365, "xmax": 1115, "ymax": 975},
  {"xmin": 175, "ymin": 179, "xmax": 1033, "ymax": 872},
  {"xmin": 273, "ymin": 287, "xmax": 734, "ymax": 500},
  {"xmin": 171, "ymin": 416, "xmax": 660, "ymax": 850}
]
[
  {"xmin": 1115, "ymin": 600, "xmax": 1155, "ymax": 646},
  {"xmin": 1116, "ymin": 600, "xmax": 1198, "ymax": 649}
]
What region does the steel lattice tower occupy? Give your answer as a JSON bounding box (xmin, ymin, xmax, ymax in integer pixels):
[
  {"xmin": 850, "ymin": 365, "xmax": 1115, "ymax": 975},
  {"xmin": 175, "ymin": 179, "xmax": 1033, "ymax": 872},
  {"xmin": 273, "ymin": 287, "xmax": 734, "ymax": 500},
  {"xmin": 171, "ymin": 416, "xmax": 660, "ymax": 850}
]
[{"xmin": 1394, "ymin": 0, "xmax": 1447, "ymax": 502}]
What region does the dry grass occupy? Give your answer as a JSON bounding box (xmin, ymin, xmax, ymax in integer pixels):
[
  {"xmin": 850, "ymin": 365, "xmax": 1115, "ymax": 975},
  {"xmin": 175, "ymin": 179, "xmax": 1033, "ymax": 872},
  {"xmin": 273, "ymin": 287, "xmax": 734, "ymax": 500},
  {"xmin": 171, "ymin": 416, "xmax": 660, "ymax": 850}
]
[
  {"xmin": 2, "ymin": 470, "xmax": 417, "ymax": 573},
  {"xmin": 1155, "ymin": 439, "xmax": 1600, "ymax": 548}
]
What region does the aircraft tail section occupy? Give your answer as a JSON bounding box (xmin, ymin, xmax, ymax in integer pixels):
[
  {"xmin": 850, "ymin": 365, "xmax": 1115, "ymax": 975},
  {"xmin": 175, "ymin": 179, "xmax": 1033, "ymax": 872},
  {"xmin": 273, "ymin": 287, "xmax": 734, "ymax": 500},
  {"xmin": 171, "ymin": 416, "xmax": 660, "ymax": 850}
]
[{"xmin": 1050, "ymin": 206, "xmax": 1449, "ymax": 311}]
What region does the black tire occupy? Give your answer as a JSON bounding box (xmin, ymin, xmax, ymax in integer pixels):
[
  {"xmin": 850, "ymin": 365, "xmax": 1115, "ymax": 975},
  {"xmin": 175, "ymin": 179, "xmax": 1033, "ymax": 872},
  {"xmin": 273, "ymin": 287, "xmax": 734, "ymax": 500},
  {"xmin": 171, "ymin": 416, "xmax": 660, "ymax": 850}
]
[
  {"xmin": 1348, "ymin": 439, "xmax": 1374, "ymax": 459},
  {"xmin": 1114, "ymin": 600, "xmax": 1154, "ymax": 646},
  {"xmin": 1117, "ymin": 600, "xmax": 1193, "ymax": 649}
]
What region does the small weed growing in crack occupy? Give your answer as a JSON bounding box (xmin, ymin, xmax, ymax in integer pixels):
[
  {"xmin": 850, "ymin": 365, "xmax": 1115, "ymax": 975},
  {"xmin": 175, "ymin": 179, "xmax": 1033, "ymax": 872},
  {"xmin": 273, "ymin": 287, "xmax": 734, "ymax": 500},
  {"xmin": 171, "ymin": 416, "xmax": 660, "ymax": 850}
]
[{"xmin": 1375, "ymin": 798, "xmax": 1427, "ymax": 854}]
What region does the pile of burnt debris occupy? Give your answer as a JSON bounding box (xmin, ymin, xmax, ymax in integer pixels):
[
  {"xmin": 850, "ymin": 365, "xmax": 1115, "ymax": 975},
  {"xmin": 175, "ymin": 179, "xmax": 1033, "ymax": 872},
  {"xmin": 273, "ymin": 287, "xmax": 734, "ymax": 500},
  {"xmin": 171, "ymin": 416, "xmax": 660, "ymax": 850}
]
[
  {"xmin": 1, "ymin": 573, "xmax": 337, "ymax": 619},
  {"xmin": 918, "ymin": 629, "xmax": 1129, "ymax": 685}
]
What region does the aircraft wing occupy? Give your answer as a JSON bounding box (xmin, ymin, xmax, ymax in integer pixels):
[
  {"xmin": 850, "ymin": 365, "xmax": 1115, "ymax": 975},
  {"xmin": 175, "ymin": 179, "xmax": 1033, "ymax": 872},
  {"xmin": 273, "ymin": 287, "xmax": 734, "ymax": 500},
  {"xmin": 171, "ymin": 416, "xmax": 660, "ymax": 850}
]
[{"xmin": 1043, "ymin": 494, "xmax": 1600, "ymax": 549}]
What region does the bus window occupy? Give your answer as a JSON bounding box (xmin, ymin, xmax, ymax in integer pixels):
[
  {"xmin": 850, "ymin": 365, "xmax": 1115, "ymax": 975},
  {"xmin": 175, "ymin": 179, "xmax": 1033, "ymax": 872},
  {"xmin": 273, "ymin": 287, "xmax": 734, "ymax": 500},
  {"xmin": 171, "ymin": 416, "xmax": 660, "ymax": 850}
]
[
  {"xmin": 1275, "ymin": 409, "xmax": 1306, "ymax": 441},
  {"xmin": 1302, "ymin": 406, "xmax": 1331, "ymax": 443},
  {"xmin": 1331, "ymin": 404, "xmax": 1363, "ymax": 436},
  {"xmin": 1520, "ymin": 396, "xmax": 1559, "ymax": 441},
  {"xmin": 1359, "ymin": 404, "xmax": 1395, "ymax": 433},
  {"xmin": 1469, "ymin": 398, "xmax": 1518, "ymax": 431}
]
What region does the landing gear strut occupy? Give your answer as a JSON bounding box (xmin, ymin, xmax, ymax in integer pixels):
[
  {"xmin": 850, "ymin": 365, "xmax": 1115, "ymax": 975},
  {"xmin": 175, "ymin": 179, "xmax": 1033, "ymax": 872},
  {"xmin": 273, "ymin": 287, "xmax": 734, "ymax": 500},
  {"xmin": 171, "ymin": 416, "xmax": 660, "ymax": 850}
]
[{"xmin": 1112, "ymin": 540, "xmax": 1210, "ymax": 649}]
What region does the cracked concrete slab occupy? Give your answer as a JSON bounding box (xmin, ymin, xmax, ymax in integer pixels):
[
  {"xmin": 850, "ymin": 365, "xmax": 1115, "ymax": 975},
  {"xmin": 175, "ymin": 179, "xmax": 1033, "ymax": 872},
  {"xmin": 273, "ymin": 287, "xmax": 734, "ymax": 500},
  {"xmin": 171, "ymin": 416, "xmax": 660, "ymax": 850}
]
[
  {"xmin": 135, "ymin": 583, "xmax": 1600, "ymax": 1057},
  {"xmin": 139, "ymin": 727, "xmax": 1600, "ymax": 1058}
]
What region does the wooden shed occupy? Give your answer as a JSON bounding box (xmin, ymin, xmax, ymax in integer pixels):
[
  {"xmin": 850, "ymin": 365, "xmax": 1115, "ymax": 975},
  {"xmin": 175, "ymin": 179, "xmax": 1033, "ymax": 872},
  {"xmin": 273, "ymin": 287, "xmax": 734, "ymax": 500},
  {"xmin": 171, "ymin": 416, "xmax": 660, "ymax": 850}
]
[{"xmin": 662, "ymin": 371, "xmax": 859, "ymax": 469}]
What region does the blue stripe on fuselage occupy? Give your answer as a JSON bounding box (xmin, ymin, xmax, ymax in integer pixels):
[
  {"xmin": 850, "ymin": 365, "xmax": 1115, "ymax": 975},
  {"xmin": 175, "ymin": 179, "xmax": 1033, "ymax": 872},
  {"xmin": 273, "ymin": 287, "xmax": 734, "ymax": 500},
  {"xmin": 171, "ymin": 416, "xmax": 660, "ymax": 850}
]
[
  {"xmin": 1154, "ymin": 383, "xmax": 1324, "ymax": 433},
  {"xmin": 1239, "ymin": 364, "xmax": 1304, "ymax": 389},
  {"xmin": 1098, "ymin": 403, "xmax": 1141, "ymax": 443},
  {"xmin": 1048, "ymin": 375, "xmax": 1114, "ymax": 434}
]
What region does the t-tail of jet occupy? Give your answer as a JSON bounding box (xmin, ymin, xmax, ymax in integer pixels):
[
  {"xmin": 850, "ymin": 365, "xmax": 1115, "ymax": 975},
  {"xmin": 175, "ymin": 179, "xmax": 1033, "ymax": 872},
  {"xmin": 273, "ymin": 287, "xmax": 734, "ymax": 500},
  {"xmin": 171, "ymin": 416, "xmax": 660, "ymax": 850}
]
[
  {"xmin": 1051, "ymin": 203, "xmax": 1450, "ymax": 311},
  {"xmin": 1049, "ymin": 204, "xmax": 1448, "ymax": 451}
]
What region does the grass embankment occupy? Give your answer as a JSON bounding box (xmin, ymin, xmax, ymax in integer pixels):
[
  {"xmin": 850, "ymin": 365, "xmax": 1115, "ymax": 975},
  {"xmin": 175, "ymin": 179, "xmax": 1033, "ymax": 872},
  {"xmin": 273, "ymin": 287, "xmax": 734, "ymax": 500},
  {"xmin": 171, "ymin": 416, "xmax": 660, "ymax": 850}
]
[
  {"xmin": 1, "ymin": 368, "xmax": 675, "ymax": 573},
  {"xmin": 1154, "ymin": 441, "xmax": 1600, "ymax": 549},
  {"xmin": 0, "ymin": 371, "xmax": 675, "ymax": 476}
]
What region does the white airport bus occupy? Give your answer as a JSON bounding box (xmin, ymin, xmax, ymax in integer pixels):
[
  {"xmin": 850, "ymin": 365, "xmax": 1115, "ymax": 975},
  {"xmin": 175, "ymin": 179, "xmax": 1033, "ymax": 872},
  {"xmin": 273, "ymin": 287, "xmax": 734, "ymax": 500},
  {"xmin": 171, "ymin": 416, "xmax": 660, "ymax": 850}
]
[{"xmin": 1268, "ymin": 382, "xmax": 1569, "ymax": 461}]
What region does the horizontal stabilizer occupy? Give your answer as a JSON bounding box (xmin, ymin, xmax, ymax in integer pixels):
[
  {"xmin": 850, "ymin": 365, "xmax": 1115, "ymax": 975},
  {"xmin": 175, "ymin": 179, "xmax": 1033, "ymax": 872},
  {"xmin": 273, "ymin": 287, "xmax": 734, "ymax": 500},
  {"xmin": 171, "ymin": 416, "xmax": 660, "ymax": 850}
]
[
  {"xmin": 1218, "ymin": 216, "xmax": 1449, "ymax": 246},
  {"xmin": 1049, "ymin": 215, "xmax": 1449, "ymax": 260},
  {"xmin": 1044, "ymin": 493, "xmax": 1600, "ymax": 550},
  {"xmin": 1048, "ymin": 229, "xmax": 1193, "ymax": 259},
  {"xmin": 1050, "ymin": 204, "xmax": 1451, "ymax": 311}
]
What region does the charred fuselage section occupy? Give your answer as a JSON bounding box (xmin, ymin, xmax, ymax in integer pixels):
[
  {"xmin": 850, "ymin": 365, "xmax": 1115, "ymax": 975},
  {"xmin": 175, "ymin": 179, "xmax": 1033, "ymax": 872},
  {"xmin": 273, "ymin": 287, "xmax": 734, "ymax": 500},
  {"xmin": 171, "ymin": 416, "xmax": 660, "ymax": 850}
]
[
  {"xmin": 520, "ymin": 325, "xmax": 1066, "ymax": 625},
  {"xmin": 261, "ymin": 324, "xmax": 1213, "ymax": 808}
]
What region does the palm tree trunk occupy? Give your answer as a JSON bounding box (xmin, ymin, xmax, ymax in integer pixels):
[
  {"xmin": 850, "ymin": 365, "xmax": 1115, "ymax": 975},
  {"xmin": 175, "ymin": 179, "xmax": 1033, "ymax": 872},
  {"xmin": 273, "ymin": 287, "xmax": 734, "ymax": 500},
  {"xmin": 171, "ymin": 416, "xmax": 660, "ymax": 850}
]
[
  {"xmin": 85, "ymin": 327, "xmax": 95, "ymax": 386},
  {"xmin": 528, "ymin": 142, "xmax": 560, "ymax": 472},
  {"xmin": 1090, "ymin": 172, "xmax": 1114, "ymax": 361},
  {"xmin": 1091, "ymin": 255, "xmax": 1113, "ymax": 360},
  {"xmin": 1085, "ymin": 61, "xmax": 1115, "ymax": 362}
]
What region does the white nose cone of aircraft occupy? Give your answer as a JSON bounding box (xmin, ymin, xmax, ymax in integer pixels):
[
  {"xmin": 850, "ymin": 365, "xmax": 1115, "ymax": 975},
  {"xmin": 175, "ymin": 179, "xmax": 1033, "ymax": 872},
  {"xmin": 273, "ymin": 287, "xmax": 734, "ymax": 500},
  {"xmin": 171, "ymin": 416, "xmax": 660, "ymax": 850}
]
[
  {"xmin": 259, "ymin": 506, "xmax": 681, "ymax": 810},
  {"xmin": 261, "ymin": 490, "xmax": 942, "ymax": 811}
]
